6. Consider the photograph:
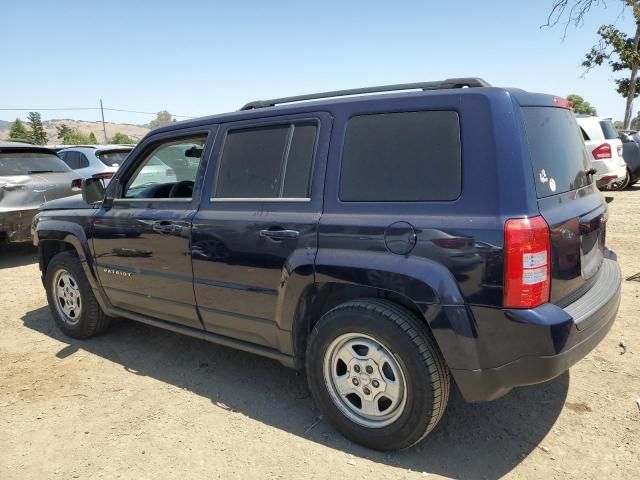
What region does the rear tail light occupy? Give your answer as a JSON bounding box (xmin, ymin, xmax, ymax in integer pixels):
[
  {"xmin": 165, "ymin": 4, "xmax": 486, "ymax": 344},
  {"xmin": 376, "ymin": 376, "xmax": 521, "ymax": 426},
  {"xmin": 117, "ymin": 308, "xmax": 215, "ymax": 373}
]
[
  {"xmin": 71, "ymin": 178, "xmax": 83, "ymax": 190},
  {"xmin": 553, "ymin": 96, "xmax": 573, "ymax": 109},
  {"xmin": 592, "ymin": 143, "xmax": 612, "ymax": 160},
  {"xmin": 166, "ymin": 168, "xmax": 175, "ymax": 176},
  {"xmin": 504, "ymin": 216, "xmax": 551, "ymax": 309},
  {"xmin": 92, "ymin": 172, "xmax": 114, "ymax": 180}
]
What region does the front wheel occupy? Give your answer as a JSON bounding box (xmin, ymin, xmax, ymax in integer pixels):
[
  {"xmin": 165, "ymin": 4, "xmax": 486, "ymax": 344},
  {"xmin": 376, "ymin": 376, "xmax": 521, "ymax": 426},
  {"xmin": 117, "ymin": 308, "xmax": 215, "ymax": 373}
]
[
  {"xmin": 45, "ymin": 251, "xmax": 112, "ymax": 338},
  {"xmin": 306, "ymin": 299, "xmax": 450, "ymax": 450}
]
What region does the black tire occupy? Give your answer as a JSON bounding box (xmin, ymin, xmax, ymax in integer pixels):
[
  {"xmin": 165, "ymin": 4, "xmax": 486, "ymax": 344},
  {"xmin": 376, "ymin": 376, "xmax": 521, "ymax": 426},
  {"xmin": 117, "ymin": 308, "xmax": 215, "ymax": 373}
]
[
  {"xmin": 609, "ymin": 169, "xmax": 631, "ymax": 191},
  {"xmin": 306, "ymin": 299, "xmax": 450, "ymax": 451},
  {"xmin": 45, "ymin": 251, "xmax": 112, "ymax": 339}
]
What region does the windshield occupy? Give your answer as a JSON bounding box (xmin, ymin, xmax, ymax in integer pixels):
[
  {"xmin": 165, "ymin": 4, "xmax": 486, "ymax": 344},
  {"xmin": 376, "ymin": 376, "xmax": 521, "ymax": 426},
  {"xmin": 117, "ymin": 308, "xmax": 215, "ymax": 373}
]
[
  {"xmin": 0, "ymin": 152, "xmax": 71, "ymax": 176},
  {"xmin": 523, "ymin": 107, "xmax": 591, "ymax": 199},
  {"xmin": 96, "ymin": 149, "xmax": 131, "ymax": 167},
  {"xmin": 599, "ymin": 120, "xmax": 618, "ymax": 140}
]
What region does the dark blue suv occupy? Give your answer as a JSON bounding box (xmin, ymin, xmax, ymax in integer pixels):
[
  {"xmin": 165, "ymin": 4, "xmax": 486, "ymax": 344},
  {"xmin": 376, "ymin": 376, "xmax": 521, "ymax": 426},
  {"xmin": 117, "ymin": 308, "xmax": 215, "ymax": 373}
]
[{"xmin": 33, "ymin": 78, "xmax": 622, "ymax": 450}]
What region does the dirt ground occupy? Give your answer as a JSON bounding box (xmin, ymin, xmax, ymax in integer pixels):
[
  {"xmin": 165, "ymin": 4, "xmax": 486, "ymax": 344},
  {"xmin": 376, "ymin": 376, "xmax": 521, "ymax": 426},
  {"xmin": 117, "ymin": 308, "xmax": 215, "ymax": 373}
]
[{"xmin": 1, "ymin": 190, "xmax": 639, "ymax": 480}]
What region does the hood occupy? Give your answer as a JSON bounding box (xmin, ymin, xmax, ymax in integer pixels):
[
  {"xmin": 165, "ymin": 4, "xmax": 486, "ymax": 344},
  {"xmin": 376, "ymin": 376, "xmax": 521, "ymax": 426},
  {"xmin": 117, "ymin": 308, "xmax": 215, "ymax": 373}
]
[{"xmin": 39, "ymin": 194, "xmax": 93, "ymax": 211}]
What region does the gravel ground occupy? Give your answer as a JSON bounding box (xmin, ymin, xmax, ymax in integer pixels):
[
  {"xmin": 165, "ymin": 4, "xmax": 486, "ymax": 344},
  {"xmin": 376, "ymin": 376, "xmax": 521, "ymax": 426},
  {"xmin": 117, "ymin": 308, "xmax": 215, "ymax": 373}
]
[{"xmin": 1, "ymin": 189, "xmax": 639, "ymax": 480}]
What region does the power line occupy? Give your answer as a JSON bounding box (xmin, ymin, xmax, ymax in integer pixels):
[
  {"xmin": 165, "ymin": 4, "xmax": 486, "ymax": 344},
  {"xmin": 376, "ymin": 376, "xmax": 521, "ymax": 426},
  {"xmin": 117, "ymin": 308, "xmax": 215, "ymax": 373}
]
[{"xmin": 0, "ymin": 106, "xmax": 195, "ymax": 118}]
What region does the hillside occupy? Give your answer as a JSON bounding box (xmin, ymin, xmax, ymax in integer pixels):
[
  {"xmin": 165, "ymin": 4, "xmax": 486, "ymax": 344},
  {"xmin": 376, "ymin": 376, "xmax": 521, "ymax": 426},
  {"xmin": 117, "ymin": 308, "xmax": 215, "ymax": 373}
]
[{"xmin": 0, "ymin": 118, "xmax": 150, "ymax": 144}]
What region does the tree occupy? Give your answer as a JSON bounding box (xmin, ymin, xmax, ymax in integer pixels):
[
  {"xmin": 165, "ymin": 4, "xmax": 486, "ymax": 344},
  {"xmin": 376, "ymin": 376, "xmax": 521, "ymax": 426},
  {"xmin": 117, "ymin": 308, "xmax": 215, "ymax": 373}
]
[
  {"xmin": 615, "ymin": 120, "xmax": 625, "ymax": 128},
  {"xmin": 149, "ymin": 110, "xmax": 175, "ymax": 129},
  {"xmin": 8, "ymin": 118, "xmax": 29, "ymax": 141},
  {"xmin": 27, "ymin": 112, "xmax": 48, "ymax": 145},
  {"xmin": 545, "ymin": 1, "xmax": 640, "ymax": 129},
  {"xmin": 88, "ymin": 132, "xmax": 98, "ymax": 144},
  {"xmin": 567, "ymin": 94, "xmax": 597, "ymax": 115},
  {"xmin": 56, "ymin": 124, "xmax": 91, "ymax": 145},
  {"xmin": 110, "ymin": 132, "xmax": 134, "ymax": 144}
]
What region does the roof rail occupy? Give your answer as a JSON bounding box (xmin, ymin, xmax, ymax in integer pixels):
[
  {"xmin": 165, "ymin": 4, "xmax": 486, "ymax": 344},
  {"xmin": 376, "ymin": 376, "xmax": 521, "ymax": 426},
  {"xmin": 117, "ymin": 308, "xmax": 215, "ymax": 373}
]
[{"xmin": 240, "ymin": 77, "xmax": 491, "ymax": 110}]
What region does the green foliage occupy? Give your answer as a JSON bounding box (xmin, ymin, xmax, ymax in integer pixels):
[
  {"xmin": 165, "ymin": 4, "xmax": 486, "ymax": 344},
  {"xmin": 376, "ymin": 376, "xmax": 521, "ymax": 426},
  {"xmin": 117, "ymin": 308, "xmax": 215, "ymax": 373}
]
[
  {"xmin": 631, "ymin": 112, "xmax": 640, "ymax": 130},
  {"xmin": 88, "ymin": 132, "xmax": 97, "ymax": 144},
  {"xmin": 566, "ymin": 94, "xmax": 597, "ymax": 115},
  {"xmin": 27, "ymin": 112, "xmax": 48, "ymax": 145},
  {"xmin": 614, "ymin": 120, "xmax": 625, "ymax": 129},
  {"xmin": 110, "ymin": 132, "xmax": 134, "ymax": 144},
  {"xmin": 8, "ymin": 118, "xmax": 29, "ymax": 141},
  {"xmin": 583, "ymin": 24, "xmax": 640, "ymax": 99},
  {"xmin": 149, "ymin": 110, "xmax": 175, "ymax": 129},
  {"xmin": 56, "ymin": 124, "xmax": 93, "ymax": 145}
]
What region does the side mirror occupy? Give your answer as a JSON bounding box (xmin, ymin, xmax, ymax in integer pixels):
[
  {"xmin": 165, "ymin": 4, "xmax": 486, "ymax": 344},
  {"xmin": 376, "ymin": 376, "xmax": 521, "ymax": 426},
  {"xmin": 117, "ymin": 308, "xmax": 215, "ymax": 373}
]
[{"xmin": 82, "ymin": 177, "xmax": 106, "ymax": 205}]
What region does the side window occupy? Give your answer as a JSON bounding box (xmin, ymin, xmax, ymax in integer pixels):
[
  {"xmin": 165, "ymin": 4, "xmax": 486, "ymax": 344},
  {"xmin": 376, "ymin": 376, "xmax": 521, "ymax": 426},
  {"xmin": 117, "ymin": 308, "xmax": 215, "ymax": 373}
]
[
  {"xmin": 214, "ymin": 121, "xmax": 317, "ymax": 199},
  {"xmin": 340, "ymin": 111, "xmax": 461, "ymax": 202},
  {"xmin": 78, "ymin": 153, "xmax": 90, "ymax": 168},
  {"xmin": 62, "ymin": 151, "xmax": 82, "ymax": 169},
  {"xmin": 123, "ymin": 136, "xmax": 207, "ymax": 199}
]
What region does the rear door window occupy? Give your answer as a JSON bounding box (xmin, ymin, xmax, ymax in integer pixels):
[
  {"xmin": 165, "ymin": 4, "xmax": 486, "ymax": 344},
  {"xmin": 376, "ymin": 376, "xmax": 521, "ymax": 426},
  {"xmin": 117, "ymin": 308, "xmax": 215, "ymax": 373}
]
[
  {"xmin": 599, "ymin": 120, "xmax": 618, "ymax": 140},
  {"xmin": 522, "ymin": 107, "xmax": 591, "ymax": 198},
  {"xmin": 214, "ymin": 121, "xmax": 318, "ymax": 199},
  {"xmin": 340, "ymin": 111, "xmax": 461, "ymax": 202}
]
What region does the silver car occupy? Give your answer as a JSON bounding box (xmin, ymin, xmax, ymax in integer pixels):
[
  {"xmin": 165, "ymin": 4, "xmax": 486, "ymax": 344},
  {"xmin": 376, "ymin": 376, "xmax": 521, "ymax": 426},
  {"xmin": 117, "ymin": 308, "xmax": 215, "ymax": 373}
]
[
  {"xmin": 57, "ymin": 145, "xmax": 133, "ymax": 181},
  {"xmin": 0, "ymin": 142, "xmax": 80, "ymax": 243}
]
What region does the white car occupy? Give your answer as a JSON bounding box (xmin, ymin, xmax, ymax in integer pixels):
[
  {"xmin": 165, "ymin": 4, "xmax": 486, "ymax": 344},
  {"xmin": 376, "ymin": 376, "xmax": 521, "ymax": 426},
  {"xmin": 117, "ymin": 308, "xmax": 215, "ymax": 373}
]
[
  {"xmin": 57, "ymin": 145, "xmax": 133, "ymax": 181},
  {"xmin": 575, "ymin": 115, "xmax": 626, "ymax": 188}
]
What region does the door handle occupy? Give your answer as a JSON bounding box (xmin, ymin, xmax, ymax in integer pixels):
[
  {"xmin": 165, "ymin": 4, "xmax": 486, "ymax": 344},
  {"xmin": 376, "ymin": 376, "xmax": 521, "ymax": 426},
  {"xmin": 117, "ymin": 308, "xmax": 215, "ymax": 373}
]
[
  {"xmin": 152, "ymin": 221, "xmax": 183, "ymax": 234},
  {"xmin": 259, "ymin": 229, "xmax": 300, "ymax": 240}
]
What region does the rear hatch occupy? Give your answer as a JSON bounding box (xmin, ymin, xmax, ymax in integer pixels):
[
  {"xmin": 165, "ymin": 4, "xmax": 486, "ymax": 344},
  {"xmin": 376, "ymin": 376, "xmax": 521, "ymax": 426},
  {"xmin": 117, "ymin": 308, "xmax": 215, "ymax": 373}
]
[
  {"xmin": 0, "ymin": 149, "xmax": 79, "ymax": 212},
  {"xmin": 522, "ymin": 106, "xmax": 607, "ymax": 306}
]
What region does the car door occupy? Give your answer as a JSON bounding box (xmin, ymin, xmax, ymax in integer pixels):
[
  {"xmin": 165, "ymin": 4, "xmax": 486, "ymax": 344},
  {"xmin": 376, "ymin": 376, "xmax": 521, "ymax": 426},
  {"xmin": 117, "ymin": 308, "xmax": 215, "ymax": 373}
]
[
  {"xmin": 191, "ymin": 113, "xmax": 331, "ymax": 349},
  {"xmin": 92, "ymin": 127, "xmax": 215, "ymax": 329}
]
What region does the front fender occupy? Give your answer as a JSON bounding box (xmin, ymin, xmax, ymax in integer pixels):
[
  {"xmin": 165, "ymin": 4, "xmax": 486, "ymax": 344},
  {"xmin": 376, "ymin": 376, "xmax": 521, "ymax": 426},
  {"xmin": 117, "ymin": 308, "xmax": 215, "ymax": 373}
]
[{"xmin": 35, "ymin": 217, "xmax": 112, "ymax": 313}]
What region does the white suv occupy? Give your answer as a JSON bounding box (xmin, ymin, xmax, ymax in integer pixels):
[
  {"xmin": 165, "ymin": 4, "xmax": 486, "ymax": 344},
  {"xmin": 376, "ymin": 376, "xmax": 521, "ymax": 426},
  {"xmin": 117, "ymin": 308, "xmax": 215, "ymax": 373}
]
[{"xmin": 575, "ymin": 115, "xmax": 626, "ymax": 188}]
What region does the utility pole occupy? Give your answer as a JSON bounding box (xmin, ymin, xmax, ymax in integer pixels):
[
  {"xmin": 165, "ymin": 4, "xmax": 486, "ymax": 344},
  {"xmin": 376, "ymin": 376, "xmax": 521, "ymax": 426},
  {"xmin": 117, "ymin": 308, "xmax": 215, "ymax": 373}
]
[{"xmin": 99, "ymin": 99, "xmax": 108, "ymax": 143}]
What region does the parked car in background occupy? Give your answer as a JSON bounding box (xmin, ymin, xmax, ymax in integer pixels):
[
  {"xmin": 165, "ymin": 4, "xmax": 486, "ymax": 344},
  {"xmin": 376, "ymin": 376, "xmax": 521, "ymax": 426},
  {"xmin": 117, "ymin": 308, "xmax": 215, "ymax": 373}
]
[
  {"xmin": 34, "ymin": 78, "xmax": 622, "ymax": 451},
  {"xmin": 615, "ymin": 130, "xmax": 640, "ymax": 189},
  {"xmin": 575, "ymin": 115, "xmax": 626, "ymax": 189},
  {"xmin": 0, "ymin": 142, "xmax": 80, "ymax": 243},
  {"xmin": 57, "ymin": 145, "xmax": 133, "ymax": 182}
]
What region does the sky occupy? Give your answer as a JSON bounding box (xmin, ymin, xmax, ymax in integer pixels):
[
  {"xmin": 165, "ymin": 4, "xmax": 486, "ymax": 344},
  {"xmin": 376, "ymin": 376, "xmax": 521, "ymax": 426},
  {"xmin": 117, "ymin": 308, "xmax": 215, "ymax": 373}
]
[{"xmin": 1, "ymin": 0, "xmax": 637, "ymax": 125}]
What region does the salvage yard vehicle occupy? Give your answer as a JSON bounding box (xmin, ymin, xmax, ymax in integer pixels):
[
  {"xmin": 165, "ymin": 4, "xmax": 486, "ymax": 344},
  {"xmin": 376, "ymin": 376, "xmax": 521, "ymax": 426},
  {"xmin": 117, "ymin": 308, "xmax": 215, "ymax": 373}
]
[
  {"xmin": 57, "ymin": 145, "xmax": 134, "ymax": 182},
  {"xmin": 576, "ymin": 115, "xmax": 627, "ymax": 189},
  {"xmin": 33, "ymin": 78, "xmax": 622, "ymax": 451},
  {"xmin": 0, "ymin": 142, "xmax": 80, "ymax": 243}
]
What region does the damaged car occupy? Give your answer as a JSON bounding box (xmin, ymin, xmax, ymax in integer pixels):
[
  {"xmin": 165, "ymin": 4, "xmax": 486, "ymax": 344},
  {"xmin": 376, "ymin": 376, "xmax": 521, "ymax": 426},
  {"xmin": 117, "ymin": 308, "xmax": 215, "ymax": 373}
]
[{"xmin": 0, "ymin": 142, "xmax": 81, "ymax": 243}]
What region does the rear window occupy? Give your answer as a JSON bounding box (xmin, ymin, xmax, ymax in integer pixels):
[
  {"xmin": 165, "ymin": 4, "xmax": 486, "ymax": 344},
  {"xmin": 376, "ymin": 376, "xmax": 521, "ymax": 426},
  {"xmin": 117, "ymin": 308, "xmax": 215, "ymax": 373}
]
[
  {"xmin": 599, "ymin": 120, "xmax": 618, "ymax": 140},
  {"xmin": 0, "ymin": 152, "xmax": 71, "ymax": 176},
  {"xmin": 523, "ymin": 107, "xmax": 590, "ymax": 198},
  {"xmin": 97, "ymin": 149, "xmax": 130, "ymax": 167},
  {"xmin": 340, "ymin": 111, "xmax": 461, "ymax": 201}
]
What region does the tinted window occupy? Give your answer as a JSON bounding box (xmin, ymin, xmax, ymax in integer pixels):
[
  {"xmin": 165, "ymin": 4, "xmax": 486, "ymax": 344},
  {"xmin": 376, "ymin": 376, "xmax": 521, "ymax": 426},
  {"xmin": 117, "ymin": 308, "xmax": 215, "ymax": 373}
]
[
  {"xmin": 0, "ymin": 152, "xmax": 71, "ymax": 175},
  {"xmin": 61, "ymin": 151, "xmax": 83, "ymax": 169},
  {"xmin": 78, "ymin": 153, "xmax": 90, "ymax": 168},
  {"xmin": 124, "ymin": 137, "xmax": 206, "ymax": 199},
  {"xmin": 215, "ymin": 121, "xmax": 317, "ymax": 199},
  {"xmin": 340, "ymin": 111, "xmax": 461, "ymax": 201},
  {"xmin": 523, "ymin": 107, "xmax": 591, "ymax": 198},
  {"xmin": 599, "ymin": 120, "xmax": 618, "ymax": 140},
  {"xmin": 97, "ymin": 149, "xmax": 130, "ymax": 167}
]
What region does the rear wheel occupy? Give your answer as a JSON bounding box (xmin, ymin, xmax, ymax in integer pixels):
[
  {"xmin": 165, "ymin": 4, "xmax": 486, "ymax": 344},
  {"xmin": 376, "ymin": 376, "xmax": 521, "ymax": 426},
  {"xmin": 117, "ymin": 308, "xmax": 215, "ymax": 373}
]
[
  {"xmin": 45, "ymin": 251, "xmax": 112, "ymax": 338},
  {"xmin": 608, "ymin": 169, "xmax": 631, "ymax": 190},
  {"xmin": 306, "ymin": 299, "xmax": 450, "ymax": 450}
]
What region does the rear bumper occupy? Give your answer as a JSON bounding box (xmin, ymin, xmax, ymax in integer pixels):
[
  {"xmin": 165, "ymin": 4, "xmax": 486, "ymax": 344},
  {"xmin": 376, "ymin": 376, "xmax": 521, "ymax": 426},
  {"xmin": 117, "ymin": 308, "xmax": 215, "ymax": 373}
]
[
  {"xmin": 593, "ymin": 159, "xmax": 626, "ymax": 187},
  {"xmin": 442, "ymin": 257, "xmax": 621, "ymax": 402},
  {"xmin": 0, "ymin": 209, "xmax": 38, "ymax": 243}
]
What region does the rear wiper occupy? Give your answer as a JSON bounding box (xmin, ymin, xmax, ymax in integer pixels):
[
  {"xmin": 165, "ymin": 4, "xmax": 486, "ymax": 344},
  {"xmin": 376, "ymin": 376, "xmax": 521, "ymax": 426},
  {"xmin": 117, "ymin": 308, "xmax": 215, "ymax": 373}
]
[
  {"xmin": 585, "ymin": 167, "xmax": 597, "ymax": 177},
  {"xmin": 28, "ymin": 170, "xmax": 56, "ymax": 174}
]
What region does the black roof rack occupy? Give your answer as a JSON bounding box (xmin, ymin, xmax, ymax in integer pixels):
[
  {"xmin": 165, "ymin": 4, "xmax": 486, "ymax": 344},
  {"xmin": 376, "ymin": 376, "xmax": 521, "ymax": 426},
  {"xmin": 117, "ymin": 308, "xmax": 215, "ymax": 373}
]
[{"xmin": 240, "ymin": 77, "xmax": 491, "ymax": 110}]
